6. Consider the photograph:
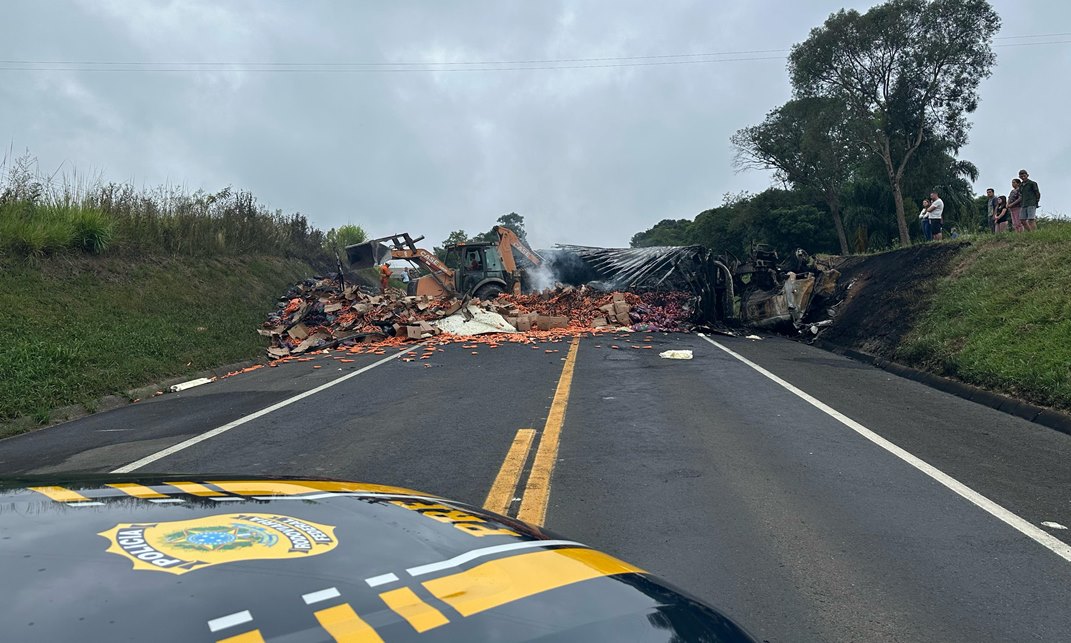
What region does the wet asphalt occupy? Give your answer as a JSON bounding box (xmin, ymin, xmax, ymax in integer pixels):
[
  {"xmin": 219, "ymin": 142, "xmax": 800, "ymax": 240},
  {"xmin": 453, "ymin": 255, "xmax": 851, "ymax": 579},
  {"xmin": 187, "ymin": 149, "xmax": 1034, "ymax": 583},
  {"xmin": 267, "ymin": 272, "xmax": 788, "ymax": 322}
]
[{"xmin": 2, "ymin": 332, "xmax": 1070, "ymax": 642}]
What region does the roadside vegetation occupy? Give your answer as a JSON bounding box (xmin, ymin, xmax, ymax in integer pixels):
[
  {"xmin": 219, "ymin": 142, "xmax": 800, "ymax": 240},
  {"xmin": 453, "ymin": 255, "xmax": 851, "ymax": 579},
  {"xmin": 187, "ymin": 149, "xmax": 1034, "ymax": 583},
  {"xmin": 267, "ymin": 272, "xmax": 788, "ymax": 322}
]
[
  {"xmin": 0, "ymin": 153, "xmax": 359, "ymax": 264},
  {"xmin": 0, "ymin": 255, "xmax": 314, "ymax": 433},
  {"xmin": 631, "ymin": 0, "xmax": 998, "ymax": 259},
  {"xmin": 0, "ymin": 153, "xmax": 372, "ymax": 432},
  {"xmin": 897, "ymin": 221, "xmax": 1071, "ymax": 411}
]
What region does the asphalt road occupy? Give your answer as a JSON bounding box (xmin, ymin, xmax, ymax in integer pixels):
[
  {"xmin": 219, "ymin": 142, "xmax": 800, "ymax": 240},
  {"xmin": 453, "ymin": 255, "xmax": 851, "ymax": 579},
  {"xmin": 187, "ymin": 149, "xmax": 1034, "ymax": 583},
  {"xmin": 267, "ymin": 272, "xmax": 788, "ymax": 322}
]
[{"xmin": 3, "ymin": 332, "xmax": 1071, "ymax": 642}]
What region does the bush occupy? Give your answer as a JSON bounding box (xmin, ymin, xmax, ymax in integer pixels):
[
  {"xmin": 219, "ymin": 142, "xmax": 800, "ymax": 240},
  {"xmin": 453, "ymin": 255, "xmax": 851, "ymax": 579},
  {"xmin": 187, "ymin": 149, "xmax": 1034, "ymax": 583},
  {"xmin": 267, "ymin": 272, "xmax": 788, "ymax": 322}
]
[
  {"xmin": 68, "ymin": 206, "xmax": 114, "ymax": 254},
  {"xmin": 0, "ymin": 152, "xmax": 336, "ymax": 265}
]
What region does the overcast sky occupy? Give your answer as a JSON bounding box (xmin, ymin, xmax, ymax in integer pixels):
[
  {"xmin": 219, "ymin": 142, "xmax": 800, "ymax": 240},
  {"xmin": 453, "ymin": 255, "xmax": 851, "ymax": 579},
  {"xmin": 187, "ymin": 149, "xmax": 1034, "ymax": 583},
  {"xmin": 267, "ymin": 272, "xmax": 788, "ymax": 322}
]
[{"xmin": 2, "ymin": 1, "xmax": 1067, "ymax": 249}]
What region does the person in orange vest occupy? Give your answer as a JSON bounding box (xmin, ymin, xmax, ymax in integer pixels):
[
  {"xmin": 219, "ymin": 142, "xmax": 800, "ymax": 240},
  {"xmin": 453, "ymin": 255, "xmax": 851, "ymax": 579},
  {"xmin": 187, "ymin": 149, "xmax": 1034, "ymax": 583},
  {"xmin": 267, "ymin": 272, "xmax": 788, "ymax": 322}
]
[{"xmin": 379, "ymin": 263, "xmax": 392, "ymax": 293}]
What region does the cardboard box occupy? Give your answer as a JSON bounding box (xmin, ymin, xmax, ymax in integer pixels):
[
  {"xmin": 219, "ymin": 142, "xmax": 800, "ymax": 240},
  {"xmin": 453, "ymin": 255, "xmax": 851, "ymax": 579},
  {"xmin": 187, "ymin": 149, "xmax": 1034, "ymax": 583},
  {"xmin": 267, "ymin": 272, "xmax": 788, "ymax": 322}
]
[
  {"xmin": 516, "ymin": 317, "xmax": 532, "ymax": 332},
  {"xmin": 287, "ymin": 323, "xmax": 309, "ymax": 340},
  {"xmin": 537, "ymin": 315, "xmax": 570, "ymax": 329},
  {"xmin": 612, "ymin": 292, "xmax": 626, "ymax": 303},
  {"xmin": 592, "ymin": 317, "xmax": 609, "ymax": 328},
  {"xmin": 407, "ymin": 325, "xmax": 424, "ymax": 339}
]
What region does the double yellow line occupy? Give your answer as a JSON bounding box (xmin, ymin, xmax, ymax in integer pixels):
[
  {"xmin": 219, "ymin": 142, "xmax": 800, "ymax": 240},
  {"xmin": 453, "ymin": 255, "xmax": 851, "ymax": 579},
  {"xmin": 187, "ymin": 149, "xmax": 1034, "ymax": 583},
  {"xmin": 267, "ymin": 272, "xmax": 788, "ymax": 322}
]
[{"xmin": 482, "ymin": 337, "xmax": 580, "ymax": 526}]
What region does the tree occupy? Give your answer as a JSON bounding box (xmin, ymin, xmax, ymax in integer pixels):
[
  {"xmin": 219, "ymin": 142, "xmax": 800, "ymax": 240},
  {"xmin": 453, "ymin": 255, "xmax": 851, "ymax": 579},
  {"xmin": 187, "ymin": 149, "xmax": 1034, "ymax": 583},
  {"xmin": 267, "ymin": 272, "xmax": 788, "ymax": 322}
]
[
  {"xmin": 323, "ymin": 224, "xmax": 367, "ymax": 259},
  {"xmin": 732, "ymin": 97, "xmax": 859, "ymax": 254},
  {"xmin": 434, "ymin": 229, "xmax": 470, "ymax": 264},
  {"xmin": 495, "ymin": 212, "xmax": 527, "ymax": 240},
  {"xmin": 473, "ymin": 212, "xmax": 528, "ymax": 243},
  {"xmin": 630, "ymin": 219, "xmax": 694, "ymax": 247},
  {"xmin": 789, "ymin": 0, "xmax": 999, "ymax": 245}
]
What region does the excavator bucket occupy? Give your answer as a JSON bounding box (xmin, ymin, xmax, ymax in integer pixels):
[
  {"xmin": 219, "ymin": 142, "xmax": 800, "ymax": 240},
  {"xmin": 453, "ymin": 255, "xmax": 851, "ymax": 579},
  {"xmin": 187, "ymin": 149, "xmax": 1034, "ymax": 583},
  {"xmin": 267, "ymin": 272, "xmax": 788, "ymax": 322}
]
[{"xmin": 346, "ymin": 240, "xmax": 393, "ymax": 268}]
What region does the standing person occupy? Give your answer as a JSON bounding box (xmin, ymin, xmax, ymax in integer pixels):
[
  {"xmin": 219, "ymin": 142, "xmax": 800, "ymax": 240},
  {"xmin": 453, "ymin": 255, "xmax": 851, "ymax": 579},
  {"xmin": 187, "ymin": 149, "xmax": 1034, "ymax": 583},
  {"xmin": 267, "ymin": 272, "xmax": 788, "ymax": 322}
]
[
  {"xmin": 918, "ymin": 198, "xmax": 932, "ymax": 241},
  {"xmin": 993, "ymin": 195, "xmax": 1010, "ymax": 233},
  {"xmin": 1018, "ymin": 169, "xmax": 1041, "ymax": 231},
  {"xmin": 985, "ymin": 188, "xmax": 998, "ymax": 233},
  {"xmin": 926, "ymin": 190, "xmax": 945, "ymax": 241},
  {"xmin": 1007, "ymin": 178, "xmax": 1023, "ymax": 232},
  {"xmin": 379, "ymin": 263, "xmax": 392, "ymax": 293}
]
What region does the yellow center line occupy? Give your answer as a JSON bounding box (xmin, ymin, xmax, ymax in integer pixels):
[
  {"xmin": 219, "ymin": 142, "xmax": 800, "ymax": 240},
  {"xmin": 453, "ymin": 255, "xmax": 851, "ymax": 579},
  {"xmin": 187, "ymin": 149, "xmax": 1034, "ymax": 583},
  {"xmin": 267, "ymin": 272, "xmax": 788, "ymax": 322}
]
[
  {"xmin": 517, "ymin": 336, "xmax": 581, "ymax": 526},
  {"xmin": 482, "ymin": 428, "xmax": 536, "ymax": 514}
]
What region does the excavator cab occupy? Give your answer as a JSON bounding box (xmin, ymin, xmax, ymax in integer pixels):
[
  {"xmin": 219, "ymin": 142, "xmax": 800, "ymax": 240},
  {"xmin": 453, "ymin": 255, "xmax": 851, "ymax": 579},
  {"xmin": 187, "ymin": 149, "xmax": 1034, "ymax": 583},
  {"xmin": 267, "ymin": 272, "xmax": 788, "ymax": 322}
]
[
  {"xmin": 446, "ymin": 244, "xmax": 510, "ymax": 300},
  {"xmin": 345, "ymin": 226, "xmax": 538, "ymax": 300}
]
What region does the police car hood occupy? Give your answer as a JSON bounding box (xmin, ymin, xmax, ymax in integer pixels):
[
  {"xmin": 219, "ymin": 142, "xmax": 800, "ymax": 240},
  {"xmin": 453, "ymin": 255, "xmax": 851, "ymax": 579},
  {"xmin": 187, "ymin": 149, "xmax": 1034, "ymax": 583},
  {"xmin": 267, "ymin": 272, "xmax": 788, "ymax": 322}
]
[{"xmin": 0, "ymin": 475, "xmax": 754, "ymax": 642}]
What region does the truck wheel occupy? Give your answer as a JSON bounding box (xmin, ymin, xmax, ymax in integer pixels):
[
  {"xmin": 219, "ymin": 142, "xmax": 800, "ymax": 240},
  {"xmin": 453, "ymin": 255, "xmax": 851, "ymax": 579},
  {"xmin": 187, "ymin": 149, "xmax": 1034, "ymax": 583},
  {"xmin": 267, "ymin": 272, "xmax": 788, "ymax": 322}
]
[{"xmin": 474, "ymin": 284, "xmax": 504, "ymax": 301}]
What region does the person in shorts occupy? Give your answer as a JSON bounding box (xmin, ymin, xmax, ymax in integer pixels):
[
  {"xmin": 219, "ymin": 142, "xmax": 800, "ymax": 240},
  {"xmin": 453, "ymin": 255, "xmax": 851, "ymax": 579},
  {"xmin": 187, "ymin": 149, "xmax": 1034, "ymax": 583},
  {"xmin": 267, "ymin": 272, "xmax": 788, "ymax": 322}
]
[
  {"xmin": 926, "ymin": 190, "xmax": 944, "ymax": 240},
  {"xmin": 1017, "ymin": 170, "xmax": 1040, "ymax": 231}
]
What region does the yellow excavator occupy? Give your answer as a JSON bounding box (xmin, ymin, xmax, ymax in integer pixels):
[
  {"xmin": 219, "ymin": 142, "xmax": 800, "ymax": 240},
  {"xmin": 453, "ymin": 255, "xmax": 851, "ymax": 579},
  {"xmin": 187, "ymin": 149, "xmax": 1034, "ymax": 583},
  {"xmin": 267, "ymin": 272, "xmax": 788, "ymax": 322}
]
[{"xmin": 345, "ymin": 226, "xmax": 542, "ymax": 299}]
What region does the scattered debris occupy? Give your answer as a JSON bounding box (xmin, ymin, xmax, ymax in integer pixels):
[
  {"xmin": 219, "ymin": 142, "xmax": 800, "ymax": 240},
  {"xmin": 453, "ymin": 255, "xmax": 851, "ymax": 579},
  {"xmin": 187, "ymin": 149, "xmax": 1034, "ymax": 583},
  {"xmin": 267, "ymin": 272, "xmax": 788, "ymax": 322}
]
[
  {"xmin": 1041, "ymin": 521, "xmax": 1068, "ymax": 530},
  {"xmin": 259, "ymin": 274, "xmax": 699, "ymax": 359},
  {"xmin": 169, "ymin": 377, "xmax": 214, "ymax": 393},
  {"xmin": 659, "ymin": 350, "xmax": 694, "ymax": 360}
]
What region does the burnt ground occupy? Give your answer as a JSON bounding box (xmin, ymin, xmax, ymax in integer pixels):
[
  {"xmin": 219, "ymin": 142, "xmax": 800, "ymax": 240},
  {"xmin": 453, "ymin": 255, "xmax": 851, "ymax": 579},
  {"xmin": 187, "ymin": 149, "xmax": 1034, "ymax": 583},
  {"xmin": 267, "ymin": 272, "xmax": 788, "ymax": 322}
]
[{"xmin": 811, "ymin": 241, "xmax": 968, "ymax": 358}]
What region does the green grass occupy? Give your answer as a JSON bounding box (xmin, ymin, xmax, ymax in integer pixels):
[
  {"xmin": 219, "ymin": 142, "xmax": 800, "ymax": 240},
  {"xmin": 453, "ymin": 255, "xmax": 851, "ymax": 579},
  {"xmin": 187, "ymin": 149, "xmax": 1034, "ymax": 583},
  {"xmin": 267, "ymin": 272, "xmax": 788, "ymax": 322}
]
[
  {"xmin": 1, "ymin": 153, "xmax": 334, "ymax": 264},
  {"xmin": 897, "ymin": 221, "xmax": 1071, "ymax": 410},
  {"xmin": 0, "ymin": 201, "xmax": 110, "ymax": 257},
  {"xmin": 0, "ymin": 255, "xmax": 313, "ymax": 429}
]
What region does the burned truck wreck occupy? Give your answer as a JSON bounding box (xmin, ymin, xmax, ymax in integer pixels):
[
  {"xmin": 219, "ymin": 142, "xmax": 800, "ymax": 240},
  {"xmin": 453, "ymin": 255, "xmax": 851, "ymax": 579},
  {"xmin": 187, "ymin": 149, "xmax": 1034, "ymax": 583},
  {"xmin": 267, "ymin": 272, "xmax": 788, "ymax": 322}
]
[{"xmin": 552, "ymin": 243, "xmax": 839, "ymax": 333}]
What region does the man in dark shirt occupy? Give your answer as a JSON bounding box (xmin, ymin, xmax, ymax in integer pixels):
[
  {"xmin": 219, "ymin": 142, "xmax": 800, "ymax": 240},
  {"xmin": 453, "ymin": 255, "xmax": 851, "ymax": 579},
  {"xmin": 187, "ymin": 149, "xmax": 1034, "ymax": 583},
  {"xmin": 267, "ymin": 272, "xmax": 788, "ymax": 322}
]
[
  {"xmin": 1018, "ymin": 170, "xmax": 1041, "ymax": 232},
  {"xmin": 985, "ymin": 188, "xmax": 997, "ymax": 232}
]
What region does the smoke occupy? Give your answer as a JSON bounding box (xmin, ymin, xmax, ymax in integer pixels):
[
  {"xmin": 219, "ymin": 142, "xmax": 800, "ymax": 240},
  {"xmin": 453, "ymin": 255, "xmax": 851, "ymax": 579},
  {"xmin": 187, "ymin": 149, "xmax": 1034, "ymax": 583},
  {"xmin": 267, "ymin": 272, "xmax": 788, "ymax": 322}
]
[{"xmin": 525, "ymin": 249, "xmax": 598, "ymax": 292}]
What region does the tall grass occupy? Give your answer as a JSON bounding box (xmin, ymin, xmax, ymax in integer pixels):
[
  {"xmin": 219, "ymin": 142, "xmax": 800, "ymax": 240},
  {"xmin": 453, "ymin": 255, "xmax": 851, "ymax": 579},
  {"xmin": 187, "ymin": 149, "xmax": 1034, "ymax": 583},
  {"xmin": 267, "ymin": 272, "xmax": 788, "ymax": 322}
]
[{"xmin": 0, "ymin": 152, "xmax": 331, "ymax": 264}]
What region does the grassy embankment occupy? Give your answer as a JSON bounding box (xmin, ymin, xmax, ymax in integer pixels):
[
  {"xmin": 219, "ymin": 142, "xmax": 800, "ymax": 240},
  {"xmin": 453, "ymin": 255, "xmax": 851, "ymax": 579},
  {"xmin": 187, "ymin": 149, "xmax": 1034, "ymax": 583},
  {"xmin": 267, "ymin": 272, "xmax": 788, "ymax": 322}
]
[
  {"xmin": 0, "ymin": 256, "xmax": 313, "ymax": 431},
  {"xmin": 897, "ymin": 221, "xmax": 1071, "ymax": 411},
  {"xmin": 0, "ymin": 154, "xmax": 348, "ymax": 434}
]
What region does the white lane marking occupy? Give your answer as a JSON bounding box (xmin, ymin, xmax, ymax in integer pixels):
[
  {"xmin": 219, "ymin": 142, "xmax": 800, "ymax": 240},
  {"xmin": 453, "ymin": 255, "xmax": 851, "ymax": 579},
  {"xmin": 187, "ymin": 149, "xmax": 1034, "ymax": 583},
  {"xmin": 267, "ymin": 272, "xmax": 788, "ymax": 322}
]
[
  {"xmin": 209, "ymin": 497, "xmax": 244, "ymax": 502},
  {"xmin": 68, "ymin": 502, "xmax": 105, "ymax": 507},
  {"xmin": 1042, "ymin": 522, "xmax": 1068, "ymax": 530},
  {"xmin": 365, "ymin": 573, "xmax": 399, "ymax": 587},
  {"xmin": 302, "ymin": 587, "xmax": 341, "ymax": 605},
  {"xmin": 147, "ymin": 498, "xmax": 185, "ymax": 504},
  {"xmin": 697, "ymin": 334, "xmax": 1071, "ymax": 565},
  {"xmin": 110, "ymin": 345, "xmax": 424, "ymax": 473},
  {"xmin": 406, "ymin": 540, "xmax": 586, "ymax": 577},
  {"xmin": 207, "ymin": 610, "xmax": 252, "ymax": 632}
]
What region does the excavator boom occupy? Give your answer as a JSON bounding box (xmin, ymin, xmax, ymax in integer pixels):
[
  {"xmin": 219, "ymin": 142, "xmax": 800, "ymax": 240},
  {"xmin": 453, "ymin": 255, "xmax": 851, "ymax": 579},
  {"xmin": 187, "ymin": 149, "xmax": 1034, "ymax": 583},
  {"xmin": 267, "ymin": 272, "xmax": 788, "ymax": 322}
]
[
  {"xmin": 346, "ymin": 233, "xmax": 456, "ymax": 297},
  {"xmin": 492, "ymin": 225, "xmax": 542, "ymax": 273}
]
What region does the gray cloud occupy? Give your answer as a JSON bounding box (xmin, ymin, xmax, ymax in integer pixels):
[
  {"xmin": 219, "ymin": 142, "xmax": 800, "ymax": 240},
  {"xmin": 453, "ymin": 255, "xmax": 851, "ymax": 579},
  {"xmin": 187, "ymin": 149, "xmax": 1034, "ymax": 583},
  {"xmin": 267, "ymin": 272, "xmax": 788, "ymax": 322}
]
[{"xmin": 2, "ymin": 0, "xmax": 1067, "ymax": 250}]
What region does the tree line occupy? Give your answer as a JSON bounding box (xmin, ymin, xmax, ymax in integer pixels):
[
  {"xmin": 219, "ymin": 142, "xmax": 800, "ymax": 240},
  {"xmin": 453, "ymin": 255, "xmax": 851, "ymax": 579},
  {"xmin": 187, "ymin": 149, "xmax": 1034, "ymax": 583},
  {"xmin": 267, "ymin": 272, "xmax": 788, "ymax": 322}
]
[{"xmin": 632, "ymin": 0, "xmax": 999, "ymax": 258}]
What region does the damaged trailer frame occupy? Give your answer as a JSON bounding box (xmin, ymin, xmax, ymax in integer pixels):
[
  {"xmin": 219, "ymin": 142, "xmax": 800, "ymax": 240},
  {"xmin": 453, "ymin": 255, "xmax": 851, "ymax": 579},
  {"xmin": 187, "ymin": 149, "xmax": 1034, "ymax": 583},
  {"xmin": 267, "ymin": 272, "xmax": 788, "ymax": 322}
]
[
  {"xmin": 554, "ymin": 245, "xmax": 735, "ymax": 326},
  {"xmin": 554, "ymin": 243, "xmax": 837, "ymax": 332}
]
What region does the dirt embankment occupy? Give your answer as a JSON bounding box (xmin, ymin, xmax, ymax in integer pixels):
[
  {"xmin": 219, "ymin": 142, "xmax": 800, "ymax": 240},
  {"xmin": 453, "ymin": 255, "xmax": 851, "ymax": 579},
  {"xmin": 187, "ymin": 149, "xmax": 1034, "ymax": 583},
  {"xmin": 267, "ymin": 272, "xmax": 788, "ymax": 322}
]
[{"xmin": 817, "ymin": 242, "xmax": 968, "ymax": 358}]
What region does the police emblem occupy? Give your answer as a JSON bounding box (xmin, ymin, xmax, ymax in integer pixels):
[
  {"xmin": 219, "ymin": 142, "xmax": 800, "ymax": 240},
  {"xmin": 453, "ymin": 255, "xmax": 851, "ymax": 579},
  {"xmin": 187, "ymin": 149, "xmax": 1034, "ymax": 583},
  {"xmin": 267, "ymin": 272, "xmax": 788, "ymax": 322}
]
[{"xmin": 99, "ymin": 513, "xmax": 338, "ymax": 575}]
